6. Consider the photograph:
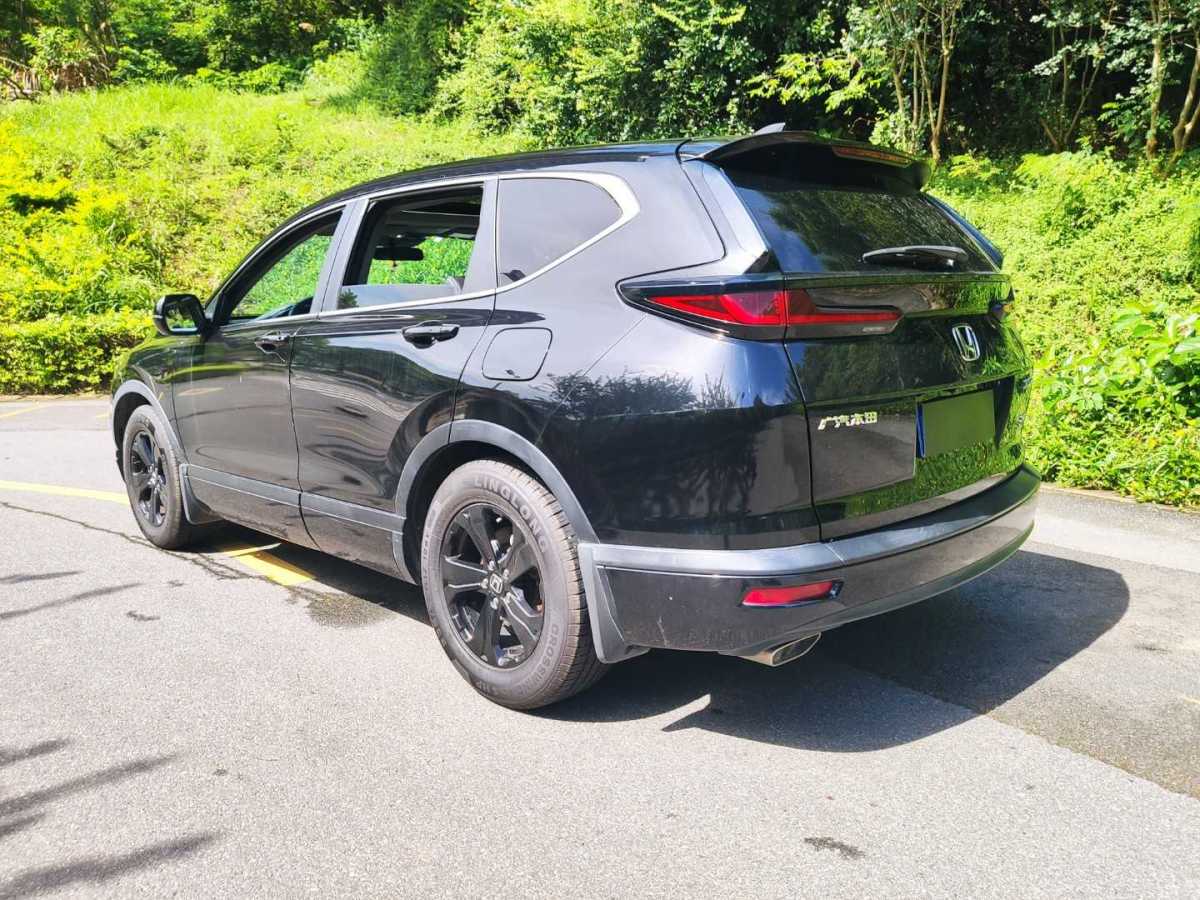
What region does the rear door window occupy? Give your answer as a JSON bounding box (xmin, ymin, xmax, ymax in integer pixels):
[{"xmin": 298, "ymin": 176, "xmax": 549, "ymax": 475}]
[
  {"xmin": 338, "ymin": 185, "xmax": 486, "ymax": 310},
  {"xmin": 721, "ymin": 146, "xmax": 992, "ymax": 273},
  {"xmin": 496, "ymin": 178, "xmax": 621, "ymax": 284}
]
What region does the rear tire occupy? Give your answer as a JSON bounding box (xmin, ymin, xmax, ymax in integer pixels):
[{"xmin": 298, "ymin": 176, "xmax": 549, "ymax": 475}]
[
  {"xmin": 121, "ymin": 405, "xmax": 208, "ymax": 550},
  {"xmin": 420, "ymin": 459, "xmax": 607, "ymax": 709}
]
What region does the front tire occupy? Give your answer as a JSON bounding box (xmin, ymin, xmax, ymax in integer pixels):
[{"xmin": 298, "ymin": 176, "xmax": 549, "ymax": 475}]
[
  {"xmin": 121, "ymin": 405, "xmax": 206, "ymax": 550},
  {"xmin": 420, "ymin": 460, "xmax": 607, "ymax": 709}
]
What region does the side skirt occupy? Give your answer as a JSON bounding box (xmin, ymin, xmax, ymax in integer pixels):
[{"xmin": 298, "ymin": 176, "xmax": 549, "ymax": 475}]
[{"xmin": 181, "ymin": 465, "xmax": 409, "ymax": 578}]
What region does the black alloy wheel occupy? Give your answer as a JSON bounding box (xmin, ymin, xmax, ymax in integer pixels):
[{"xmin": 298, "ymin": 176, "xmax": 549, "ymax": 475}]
[
  {"xmin": 441, "ymin": 503, "xmax": 545, "ymax": 668},
  {"xmin": 128, "ymin": 428, "xmax": 168, "ymax": 528}
]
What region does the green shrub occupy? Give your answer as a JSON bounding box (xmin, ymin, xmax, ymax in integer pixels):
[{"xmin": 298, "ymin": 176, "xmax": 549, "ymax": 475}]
[
  {"xmin": 933, "ymin": 150, "xmax": 1200, "ymax": 506},
  {"xmin": 0, "ymin": 310, "xmax": 151, "ymax": 393},
  {"xmin": 358, "ymin": 1, "xmax": 463, "ymax": 115},
  {"xmin": 431, "ymin": 0, "xmax": 760, "ymax": 144}
]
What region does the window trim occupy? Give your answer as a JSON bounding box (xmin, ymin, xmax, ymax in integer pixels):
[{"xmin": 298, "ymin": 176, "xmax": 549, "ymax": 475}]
[{"xmin": 315, "ymin": 171, "xmax": 639, "ymax": 320}]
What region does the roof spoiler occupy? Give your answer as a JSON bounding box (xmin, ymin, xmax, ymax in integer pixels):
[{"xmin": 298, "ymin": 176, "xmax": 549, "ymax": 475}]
[{"xmin": 678, "ymin": 130, "xmax": 930, "ymax": 190}]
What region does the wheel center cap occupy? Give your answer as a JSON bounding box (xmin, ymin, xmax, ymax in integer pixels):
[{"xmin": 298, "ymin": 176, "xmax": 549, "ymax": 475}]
[{"xmin": 488, "ymin": 573, "xmax": 505, "ymax": 595}]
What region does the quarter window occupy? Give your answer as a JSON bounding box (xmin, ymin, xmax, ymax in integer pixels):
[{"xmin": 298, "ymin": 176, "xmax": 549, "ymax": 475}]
[
  {"xmin": 496, "ymin": 178, "xmax": 621, "ymax": 284},
  {"xmin": 338, "ymin": 186, "xmax": 485, "ymax": 310}
]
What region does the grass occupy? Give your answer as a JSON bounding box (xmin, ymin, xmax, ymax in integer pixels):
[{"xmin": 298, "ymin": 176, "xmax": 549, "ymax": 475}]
[{"xmin": 0, "ymin": 84, "xmax": 1197, "ymax": 505}]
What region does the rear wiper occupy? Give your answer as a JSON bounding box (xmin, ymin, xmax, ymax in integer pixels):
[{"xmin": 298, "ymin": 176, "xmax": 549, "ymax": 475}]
[{"xmin": 862, "ymin": 245, "xmax": 968, "ymax": 270}]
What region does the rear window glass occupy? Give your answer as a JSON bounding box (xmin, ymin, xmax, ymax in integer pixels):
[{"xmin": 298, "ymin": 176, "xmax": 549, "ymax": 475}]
[
  {"xmin": 722, "ymin": 146, "xmax": 992, "ymax": 274},
  {"xmin": 497, "ymin": 178, "xmax": 621, "ymax": 284}
]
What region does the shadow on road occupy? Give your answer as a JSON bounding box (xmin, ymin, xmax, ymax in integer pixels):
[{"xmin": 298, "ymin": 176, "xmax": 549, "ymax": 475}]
[
  {"xmin": 182, "ymin": 530, "xmax": 1131, "ymax": 753},
  {"xmin": 544, "ymin": 549, "xmax": 1130, "ymax": 751},
  {"xmin": 0, "ymin": 584, "xmax": 142, "ymax": 623},
  {"xmin": 0, "ymin": 834, "xmax": 218, "ymax": 900},
  {"xmin": 0, "ymin": 741, "xmax": 220, "ymax": 899}
]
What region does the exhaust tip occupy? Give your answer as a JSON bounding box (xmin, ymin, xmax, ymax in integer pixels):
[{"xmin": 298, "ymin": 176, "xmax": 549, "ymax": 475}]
[{"xmin": 742, "ymin": 632, "xmax": 821, "ymax": 667}]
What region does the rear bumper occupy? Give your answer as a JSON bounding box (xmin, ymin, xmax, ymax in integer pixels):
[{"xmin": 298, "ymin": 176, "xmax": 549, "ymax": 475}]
[{"xmin": 579, "ymin": 465, "xmax": 1039, "ymax": 662}]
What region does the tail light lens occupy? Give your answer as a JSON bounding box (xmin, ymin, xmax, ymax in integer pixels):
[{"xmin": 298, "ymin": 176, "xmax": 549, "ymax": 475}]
[
  {"xmin": 630, "ymin": 285, "xmax": 900, "ymax": 338},
  {"xmin": 742, "ymin": 580, "xmax": 840, "ymax": 607},
  {"xmin": 649, "ymin": 290, "xmax": 786, "ymax": 326}
]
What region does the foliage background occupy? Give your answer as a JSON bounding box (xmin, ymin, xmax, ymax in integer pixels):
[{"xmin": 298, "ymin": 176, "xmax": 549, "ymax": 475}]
[{"xmin": 1, "ymin": 1, "xmax": 1198, "ymax": 505}]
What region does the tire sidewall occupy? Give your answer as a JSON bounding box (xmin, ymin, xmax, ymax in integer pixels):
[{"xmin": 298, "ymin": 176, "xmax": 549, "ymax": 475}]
[
  {"xmin": 421, "ymin": 464, "xmax": 574, "ymax": 706},
  {"xmin": 122, "ymin": 406, "xmax": 187, "ymax": 547}
]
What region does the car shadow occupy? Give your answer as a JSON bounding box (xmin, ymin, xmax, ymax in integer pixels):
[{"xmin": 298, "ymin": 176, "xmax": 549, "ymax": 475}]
[
  {"xmin": 543, "ymin": 549, "xmax": 1130, "ymax": 751},
  {"xmin": 186, "ymin": 530, "xmax": 1130, "ymax": 753},
  {"xmin": 192, "ymin": 524, "xmax": 429, "ymax": 628}
]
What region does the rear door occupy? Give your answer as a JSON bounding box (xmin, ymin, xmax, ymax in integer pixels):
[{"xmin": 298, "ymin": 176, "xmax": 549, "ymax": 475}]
[
  {"xmin": 715, "ymin": 141, "xmax": 1031, "ymax": 538},
  {"xmin": 289, "ymin": 181, "xmax": 498, "ymax": 574}
]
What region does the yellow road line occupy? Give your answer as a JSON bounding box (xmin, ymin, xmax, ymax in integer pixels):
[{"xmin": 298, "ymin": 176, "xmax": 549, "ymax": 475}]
[
  {"xmin": 217, "ymin": 542, "xmax": 313, "ymax": 586},
  {"xmin": 230, "ymin": 551, "xmax": 313, "ymax": 586},
  {"xmin": 1183, "ymin": 695, "xmax": 1200, "ymax": 707},
  {"xmin": 95, "ymin": 411, "xmax": 110, "ymax": 420},
  {"xmin": 0, "ymin": 479, "xmax": 128, "ymax": 504},
  {"xmin": 0, "ymin": 479, "xmax": 314, "ymax": 587},
  {"xmin": 0, "ymin": 404, "xmax": 42, "ymax": 420}
]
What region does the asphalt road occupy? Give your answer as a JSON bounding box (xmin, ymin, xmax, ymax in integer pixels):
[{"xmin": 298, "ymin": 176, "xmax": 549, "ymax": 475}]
[{"xmin": 1, "ymin": 397, "xmax": 1199, "ymax": 898}]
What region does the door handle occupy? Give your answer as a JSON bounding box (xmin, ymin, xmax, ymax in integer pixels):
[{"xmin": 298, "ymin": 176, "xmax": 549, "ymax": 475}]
[
  {"xmin": 254, "ymin": 331, "xmax": 292, "ymax": 353},
  {"xmin": 402, "ymin": 323, "xmax": 459, "ymax": 346}
]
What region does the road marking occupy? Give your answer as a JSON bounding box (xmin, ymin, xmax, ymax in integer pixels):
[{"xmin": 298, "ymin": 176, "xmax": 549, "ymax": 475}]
[
  {"xmin": 1183, "ymin": 695, "xmax": 1200, "ymax": 707},
  {"xmin": 0, "ymin": 479, "xmax": 128, "ymax": 504},
  {"xmin": 95, "ymin": 411, "xmax": 110, "ymax": 420},
  {"xmin": 0, "ymin": 479, "xmax": 314, "ymax": 587},
  {"xmin": 231, "ymin": 552, "xmax": 313, "ymax": 587},
  {"xmin": 0, "ymin": 404, "xmax": 42, "ymax": 420},
  {"xmin": 215, "ymin": 542, "xmax": 314, "ymax": 586},
  {"xmin": 218, "ymin": 542, "xmax": 313, "ymax": 586}
]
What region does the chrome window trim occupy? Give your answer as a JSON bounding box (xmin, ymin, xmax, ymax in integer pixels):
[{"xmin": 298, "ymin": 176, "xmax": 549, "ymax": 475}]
[{"xmin": 315, "ymin": 170, "xmax": 640, "ymax": 319}]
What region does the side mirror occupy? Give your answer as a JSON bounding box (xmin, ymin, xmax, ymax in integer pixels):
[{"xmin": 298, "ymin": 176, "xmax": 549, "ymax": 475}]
[{"xmin": 153, "ymin": 293, "xmax": 209, "ymax": 337}]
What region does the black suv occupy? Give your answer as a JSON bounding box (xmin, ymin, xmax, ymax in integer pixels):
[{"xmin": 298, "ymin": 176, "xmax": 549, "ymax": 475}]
[{"xmin": 112, "ymin": 130, "xmax": 1038, "ymax": 709}]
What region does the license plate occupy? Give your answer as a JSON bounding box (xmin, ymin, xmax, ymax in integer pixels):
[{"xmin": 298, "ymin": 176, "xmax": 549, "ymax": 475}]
[{"xmin": 918, "ymin": 388, "xmax": 995, "ymax": 458}]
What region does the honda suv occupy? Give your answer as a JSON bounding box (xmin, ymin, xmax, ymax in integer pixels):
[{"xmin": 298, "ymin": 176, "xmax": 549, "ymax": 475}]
[{"xmin": 111, "ymin": 130, "xmax": 1038, "ymax": 709}]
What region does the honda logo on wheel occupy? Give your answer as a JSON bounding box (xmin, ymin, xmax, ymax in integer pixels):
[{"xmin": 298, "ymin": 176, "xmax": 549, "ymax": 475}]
[{"xmin": 951, "ymin": 324, "xmax": 981, "ymax": 362}]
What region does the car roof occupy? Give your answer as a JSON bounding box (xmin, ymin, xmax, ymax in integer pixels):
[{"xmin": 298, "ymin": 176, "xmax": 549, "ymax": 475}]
[
  {"xmin": 284, "ymin": 132, "xmax": 924, "ymax": 229},
  {"xmin": 315, "ymin": 141, "xmax": 688, "ymax": 203}
]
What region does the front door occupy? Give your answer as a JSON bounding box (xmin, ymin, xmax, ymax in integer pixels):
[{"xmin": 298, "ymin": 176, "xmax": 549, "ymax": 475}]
[{"xmin": 174, "ymin": 209, "xmax": 344, "ymax": 542}]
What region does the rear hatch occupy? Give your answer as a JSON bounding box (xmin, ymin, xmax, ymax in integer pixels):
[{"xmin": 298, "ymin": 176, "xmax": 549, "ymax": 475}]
[{"xmin": 707, "ymin": 137, "xmax": 1031, "ymax": 539}]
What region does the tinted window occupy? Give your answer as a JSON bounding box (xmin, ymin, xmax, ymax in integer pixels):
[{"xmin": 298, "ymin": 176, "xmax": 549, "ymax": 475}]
[
  {"xmin": 339, "ymin": 186, "xmax": 483, "ymax": 310},
  {"xmin": 497, "ymin": 178, "xmax": 620, "ymax": 283},
  {"xmin": 722, "ymin": 146, "xmax": 992, "ymax": 273},
  {"xmin": 224, "ymin": 212, "xmax": 340, "ymax": 323}
]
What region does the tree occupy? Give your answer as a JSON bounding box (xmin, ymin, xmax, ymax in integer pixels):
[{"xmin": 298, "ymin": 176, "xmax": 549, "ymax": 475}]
[
  {"xmin": 863, "ymin": 0, "xmax": 965, "ymax": 163},
  {"xmin": 1165, "ymin": 0, "xmax": 1200, "ymax": 168},
  {"xmin": 1031, "ymin": 0, "xmax": 1118, "ymax": 151},
  {"xmin": 1118, "ymin": 0, "xmax": 1200, "ymax": 168}
]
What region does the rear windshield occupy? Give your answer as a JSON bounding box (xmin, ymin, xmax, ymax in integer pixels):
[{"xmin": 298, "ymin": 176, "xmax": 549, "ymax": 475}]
[{"xmin": 721, "ymin": 146, "xmax": 993, "ymax": 274}]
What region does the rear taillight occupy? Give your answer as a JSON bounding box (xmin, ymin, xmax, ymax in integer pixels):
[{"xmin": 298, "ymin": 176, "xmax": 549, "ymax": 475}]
[
  {"xmin": 649, "ymin": 290, "xmax": 786, "ymax": 326},
  {"xmin": 742, "ymin": 580, "xmax": 840, "ymax": 607},
  {"xmin": 629, "ymin": 285, "xmax": 900, "ymax": 338}
]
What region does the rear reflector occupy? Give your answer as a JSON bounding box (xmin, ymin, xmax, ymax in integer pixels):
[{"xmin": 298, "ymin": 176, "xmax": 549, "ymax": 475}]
[
  {"xmin": 741, "ymin": 580, "xmax": 839, "ymax": 608},
  {"xmin": 639, "ymin": 287, "xmax": 900, "ymax": 336}
]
